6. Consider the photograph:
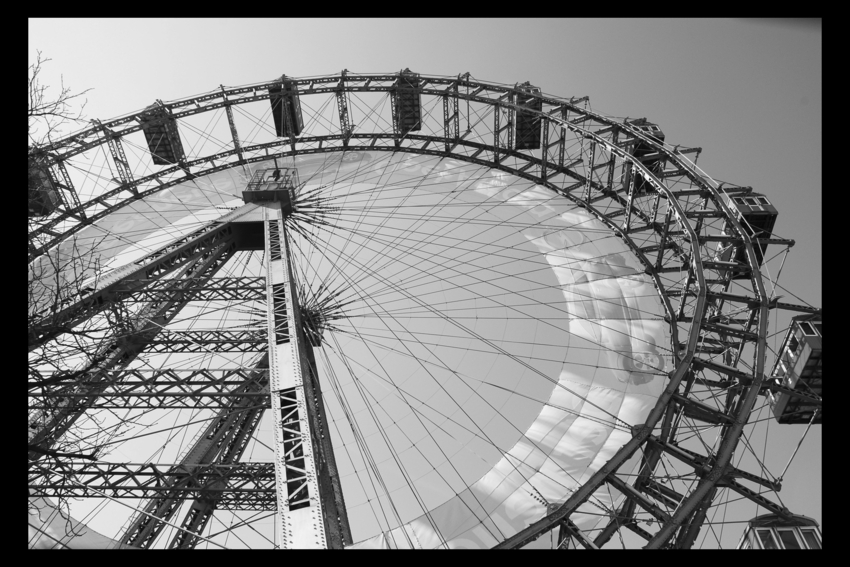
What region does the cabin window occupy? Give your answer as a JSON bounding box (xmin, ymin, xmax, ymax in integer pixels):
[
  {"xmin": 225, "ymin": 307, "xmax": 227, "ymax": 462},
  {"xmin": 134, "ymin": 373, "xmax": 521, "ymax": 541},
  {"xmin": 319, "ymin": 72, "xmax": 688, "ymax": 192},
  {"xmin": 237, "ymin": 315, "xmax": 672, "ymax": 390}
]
[
  {"xmin": 788, "ymin": 335, "xmax": 800, "ymax": 356},
  {"xmin": 757, "ymin": 529, "xmax": 779, "ymax": 549},
  {"xmin": 801, "ymin": 529, "xmax": 821, "ymax": 549},
  {"xmin": 757, "ymin": 196, "xmax": 770, "ymax": 205},
  {"xmin": 733, "ymin": 197, "xmax": 746, "ymax": 205},
  {"xmin": 813, "ymin": 323, "xmax": 822, "ymax": 336},
  {"xmin": 745, "ymin": 197, "xmax": 759, "ymax": 206},
  {"xmin": 799, "ymin": 322, "xmax": 817, "ymax": 336},
  {"xmin": 777, "ymin": 529, "xmax": 802, "ymax": 549}
]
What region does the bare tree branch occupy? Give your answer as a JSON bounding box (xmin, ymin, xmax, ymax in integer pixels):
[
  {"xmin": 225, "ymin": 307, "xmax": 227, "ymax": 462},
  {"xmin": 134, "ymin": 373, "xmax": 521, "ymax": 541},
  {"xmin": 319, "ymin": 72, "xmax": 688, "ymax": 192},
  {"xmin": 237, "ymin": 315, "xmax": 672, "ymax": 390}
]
[
  {"xmin": 27, "ymin": 53, "xmax": 106, "ymax": 542},
  {"xmin": 28, "ymin": 50, "xmax": 91, "ymax": 149}
]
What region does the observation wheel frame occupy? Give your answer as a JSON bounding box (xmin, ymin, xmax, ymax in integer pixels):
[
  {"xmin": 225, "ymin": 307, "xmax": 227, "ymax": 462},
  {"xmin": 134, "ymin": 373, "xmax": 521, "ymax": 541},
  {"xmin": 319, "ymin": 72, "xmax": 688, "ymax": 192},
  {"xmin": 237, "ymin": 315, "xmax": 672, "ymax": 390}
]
[{"xmin": 28, "ymin": 71, "xmax": 821, "ymax": 549}]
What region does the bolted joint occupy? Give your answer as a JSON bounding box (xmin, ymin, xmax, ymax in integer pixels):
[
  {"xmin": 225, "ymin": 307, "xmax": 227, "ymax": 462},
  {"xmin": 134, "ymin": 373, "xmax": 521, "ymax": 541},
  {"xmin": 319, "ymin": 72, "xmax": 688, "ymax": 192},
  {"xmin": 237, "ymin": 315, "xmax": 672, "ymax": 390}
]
[
  {"xmin": 631, "ymin": 424, "xmax": 651, "ymax": 440},
  {"xmin": 705, "ymin": 464, "xmax": 727, "ymax": 482}
]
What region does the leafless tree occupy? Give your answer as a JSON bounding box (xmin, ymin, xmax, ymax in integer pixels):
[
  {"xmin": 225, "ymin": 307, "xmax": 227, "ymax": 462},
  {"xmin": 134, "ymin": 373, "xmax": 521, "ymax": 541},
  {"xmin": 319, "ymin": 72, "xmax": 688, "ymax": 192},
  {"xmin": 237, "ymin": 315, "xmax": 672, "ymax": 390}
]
[
  {"xmin": 27, "ymin": 233, "xmax": 139, "ymax": 545},
  {"xmin": 27, "ymin": 52, "xmax": 116, "ymax": 547},
  {"xmin": 28, "ymin": 50, "xmax": 90, "ymax": 148}
]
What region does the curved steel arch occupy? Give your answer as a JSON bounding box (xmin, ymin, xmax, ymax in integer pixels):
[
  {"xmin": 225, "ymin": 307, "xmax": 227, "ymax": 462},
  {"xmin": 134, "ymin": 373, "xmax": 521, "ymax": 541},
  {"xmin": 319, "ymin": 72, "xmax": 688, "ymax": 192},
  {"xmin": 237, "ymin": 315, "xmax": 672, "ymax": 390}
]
[
  {"xmin": 28, "ymin": 71, "xmax": 807, "ymax": 549},
  {"xmin": 29, "ymin": 73, "xmax": 694, "ymax": 258}
]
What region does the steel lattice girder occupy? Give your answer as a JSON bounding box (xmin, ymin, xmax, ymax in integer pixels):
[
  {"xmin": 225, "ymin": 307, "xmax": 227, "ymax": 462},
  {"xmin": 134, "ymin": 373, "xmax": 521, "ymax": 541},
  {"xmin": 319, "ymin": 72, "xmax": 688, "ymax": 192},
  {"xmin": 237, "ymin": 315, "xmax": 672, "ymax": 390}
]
[
  {"xmin": 115, "ymin": 277, "xmax": 266, "ymax": 302},
  {"xmin": 28, "ymin": 368, "xmax": 270, "ymax": 410},
  {"xmin": 143, "ymin": 329, "xmax": 267, "ymax": 353},
  {"xmin": 26, "ymin": 72, "xmax": 812, "ymax": 549},
  {"xmin": 28, "ymin": 205, "xmax": 268, "ymax": 352},
  {"xmin": 28, "ymin": 245, "xmax": 236, "ymax": 459},
  {"xmin": 120, "ymin": 355, "xmax": 270, "ymax": 547},
  {"xmin": 28, "ymin": 462, "xmax": 276, "ymax": 511},
  {"xmin": 28, "ymin": 221, "xmax": 242, "ymax": 351},
  {"xmin": 28, "ymin": 75, "xmax": 706, "ymax": 263}
]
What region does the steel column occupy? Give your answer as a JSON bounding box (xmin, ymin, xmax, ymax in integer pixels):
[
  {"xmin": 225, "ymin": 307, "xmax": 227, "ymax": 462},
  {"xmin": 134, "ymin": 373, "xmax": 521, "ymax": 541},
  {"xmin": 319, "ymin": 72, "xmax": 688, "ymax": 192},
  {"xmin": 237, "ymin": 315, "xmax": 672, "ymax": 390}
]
[{"xmin": 265, "ymin": 205, "xmax": 350, "ymax": 548}]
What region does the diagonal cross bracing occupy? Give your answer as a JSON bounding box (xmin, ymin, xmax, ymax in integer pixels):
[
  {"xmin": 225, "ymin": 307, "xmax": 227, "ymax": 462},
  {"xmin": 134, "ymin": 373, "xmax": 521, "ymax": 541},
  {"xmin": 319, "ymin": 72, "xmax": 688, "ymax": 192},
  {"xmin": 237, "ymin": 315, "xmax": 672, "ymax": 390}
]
[
  {"xmin": 119, "ymin": 355, "xmax": 271, "ymax": 547},
  {"xmin": 29, "ymin": 368, "xmax": 271, "ymax": 410},
  {"xmin": 28, "ymin": 205, "xmax": 260, "ymax": 351},
  {"xmin": 143, "ymin": 329, "xmax": 267, "ymax": 353},
  {"xmin": 115, "ymin": 277, "xmax": 266, "ymax": 302},
  {"xmin": 28, "ymin": 244, "xmax": 235, "ymax": 460},
  {"xmin": 28, "ymin": 462, "xmax": 276, "ymax": 511}
]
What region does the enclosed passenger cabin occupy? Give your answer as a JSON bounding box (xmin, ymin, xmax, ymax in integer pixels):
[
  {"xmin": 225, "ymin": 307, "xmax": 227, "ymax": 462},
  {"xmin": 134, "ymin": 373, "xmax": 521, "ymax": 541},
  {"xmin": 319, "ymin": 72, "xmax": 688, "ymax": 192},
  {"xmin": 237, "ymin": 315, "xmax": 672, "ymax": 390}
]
[
  {"xmin": 139, "ymin": 103, "xmax": 186, "ymax": 165},
  {"xmin": 269, "ymin": 75, "xmax": 303, "ymax": 138},
  {"xmin": 241, "ymin": 168, "xmax": 298, "ymax": 216},
  {"xmin": 392, "ymin": 68, "xmax": 422, "ymax": 137},
  {"xmin": 28, "ymin": 153, "xmax": 61, "ymax": 217},
  {"xmin": 514, "ymin": 82, "xmax": 542, "ymax": 151},
  {"xmin": 737, "ymin": 513, "xmax": 821, "ymax": 549},
  {"xmin": 768, "ymin": 314, "xmax": 822, "ymax": 424},
  {"xmin": 628, "ymin": 119, "xmax": 665, "ymax": 194},
  {"xmin": 714, "ymin": 193, "xmax": 778, "ymax": 280}
]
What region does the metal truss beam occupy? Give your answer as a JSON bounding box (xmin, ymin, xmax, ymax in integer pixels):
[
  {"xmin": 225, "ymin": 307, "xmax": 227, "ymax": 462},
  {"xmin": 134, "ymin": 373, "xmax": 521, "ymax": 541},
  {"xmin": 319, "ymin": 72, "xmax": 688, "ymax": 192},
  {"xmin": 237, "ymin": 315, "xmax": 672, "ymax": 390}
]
[
  {"xmin": 29, "ymin": 133, "xmax": 672, "ymax": 267},
  {"xmin": 717, "ymin": 478, "xmax": 791, "ymax": 519},
  {"xmin": 672, "ymin": 487, "xmax": 715, "ymax": 549},
  {"xmin": 28, "ymin": 206, "xmax": 258, "ymax": 351},
  {"xmin": 29, "ymin": 368, "xmax": 270, "ymax": 410},
  {"xmin": 51, "ymin": 159, "xmax": 84, "ymax": 213},
  {"xmin": 673, "ymin": 392, "xmax": 734, "ymax": 425},
  {"xmin": 757, "ymin": 378, "xmax": 822, "ymax": 406},
  {"xmin": 493, "ymin": 96, "xmax": 513, "ymax": 164},
  {"xmin": 698, "ymin": 234, "xmax": 795, "ymax": 248},
  {"xmin": 443, "ymin": 81, "xmax": 459, "ymax": 154},
  {"xmin": 167, "ymin": 400, "xmax": 267, "ymax": 548},
  {"xmin": 28, "ymin": 244, "xmax": 235, "ymax": 459},
  {"xmin": 31, "ymin": 79, "xmax": 685, "ymax": 264},
  {"xmin": 143, "ymin": 329, "xmax": 267, "ymax": 353},
  {"xmin": 691, "ymin": 357, "xmax": 752, "ymax": 381},
  {"xmin": 704, "ymin": 290, "xmax": 821, "ymax": 315},
  {"xmin": 592, "ymin": 502, "xmax": 631, "ymax": 547},
  {"xmin": 700, "ymin": 321, "xmax": 757, "ymax": 341},
  {"xmin": 115, "ymin": 278, "xmax": 265, "ymax": 303},
  {"xmin": 606, "ymin": 474, "xmax": 672, "ymax": 525},
  {"xmin": 557, "ymin": 519, "xmax": 598, "ymax": 549},
  {"xmin": 336, "ymin": 71, "xmax": 352, "ymax": 146},
  {"xmin": 642, "ymin": 480, "xmax": 685, "ymax": 509},
  {"xmin": 625, "ymin": 521, "xmax": 655, "ymax": 542},
  {"xmin": 120, "ymin": 355, "xmax": 270, "ymax": 547},
  {"xmin": 94, "ymin": 119, "xmax": 137, "ymax": 196},
  {"xmin": 622, "ymin": 163, "xmax": 637, "ymax": 233},
  {"xmin": 646, "ymin": 435, "xmax": 781, "ymax": 492},
  {"xmin": 221, "ymin": 85, "xmax": 244, "ymax": 163},
  {"xmin": 28, "ymin": 462, "xmax": 275, "ymax": 511},
  {"xmin": 603, "ymin": 399, "xmax": 678, "ymax": 546},
  {"xmin": 592, "ymin": 499, "xmax": 656, "ymax": 548}
]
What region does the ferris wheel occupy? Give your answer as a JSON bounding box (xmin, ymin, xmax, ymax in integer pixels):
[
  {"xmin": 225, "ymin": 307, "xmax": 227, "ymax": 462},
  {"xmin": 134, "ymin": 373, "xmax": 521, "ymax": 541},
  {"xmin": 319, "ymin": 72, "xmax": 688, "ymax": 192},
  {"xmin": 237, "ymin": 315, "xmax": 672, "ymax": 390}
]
[{"xmin": 27, "ymin": 70, "xmax": 822, "ymax": 549}]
